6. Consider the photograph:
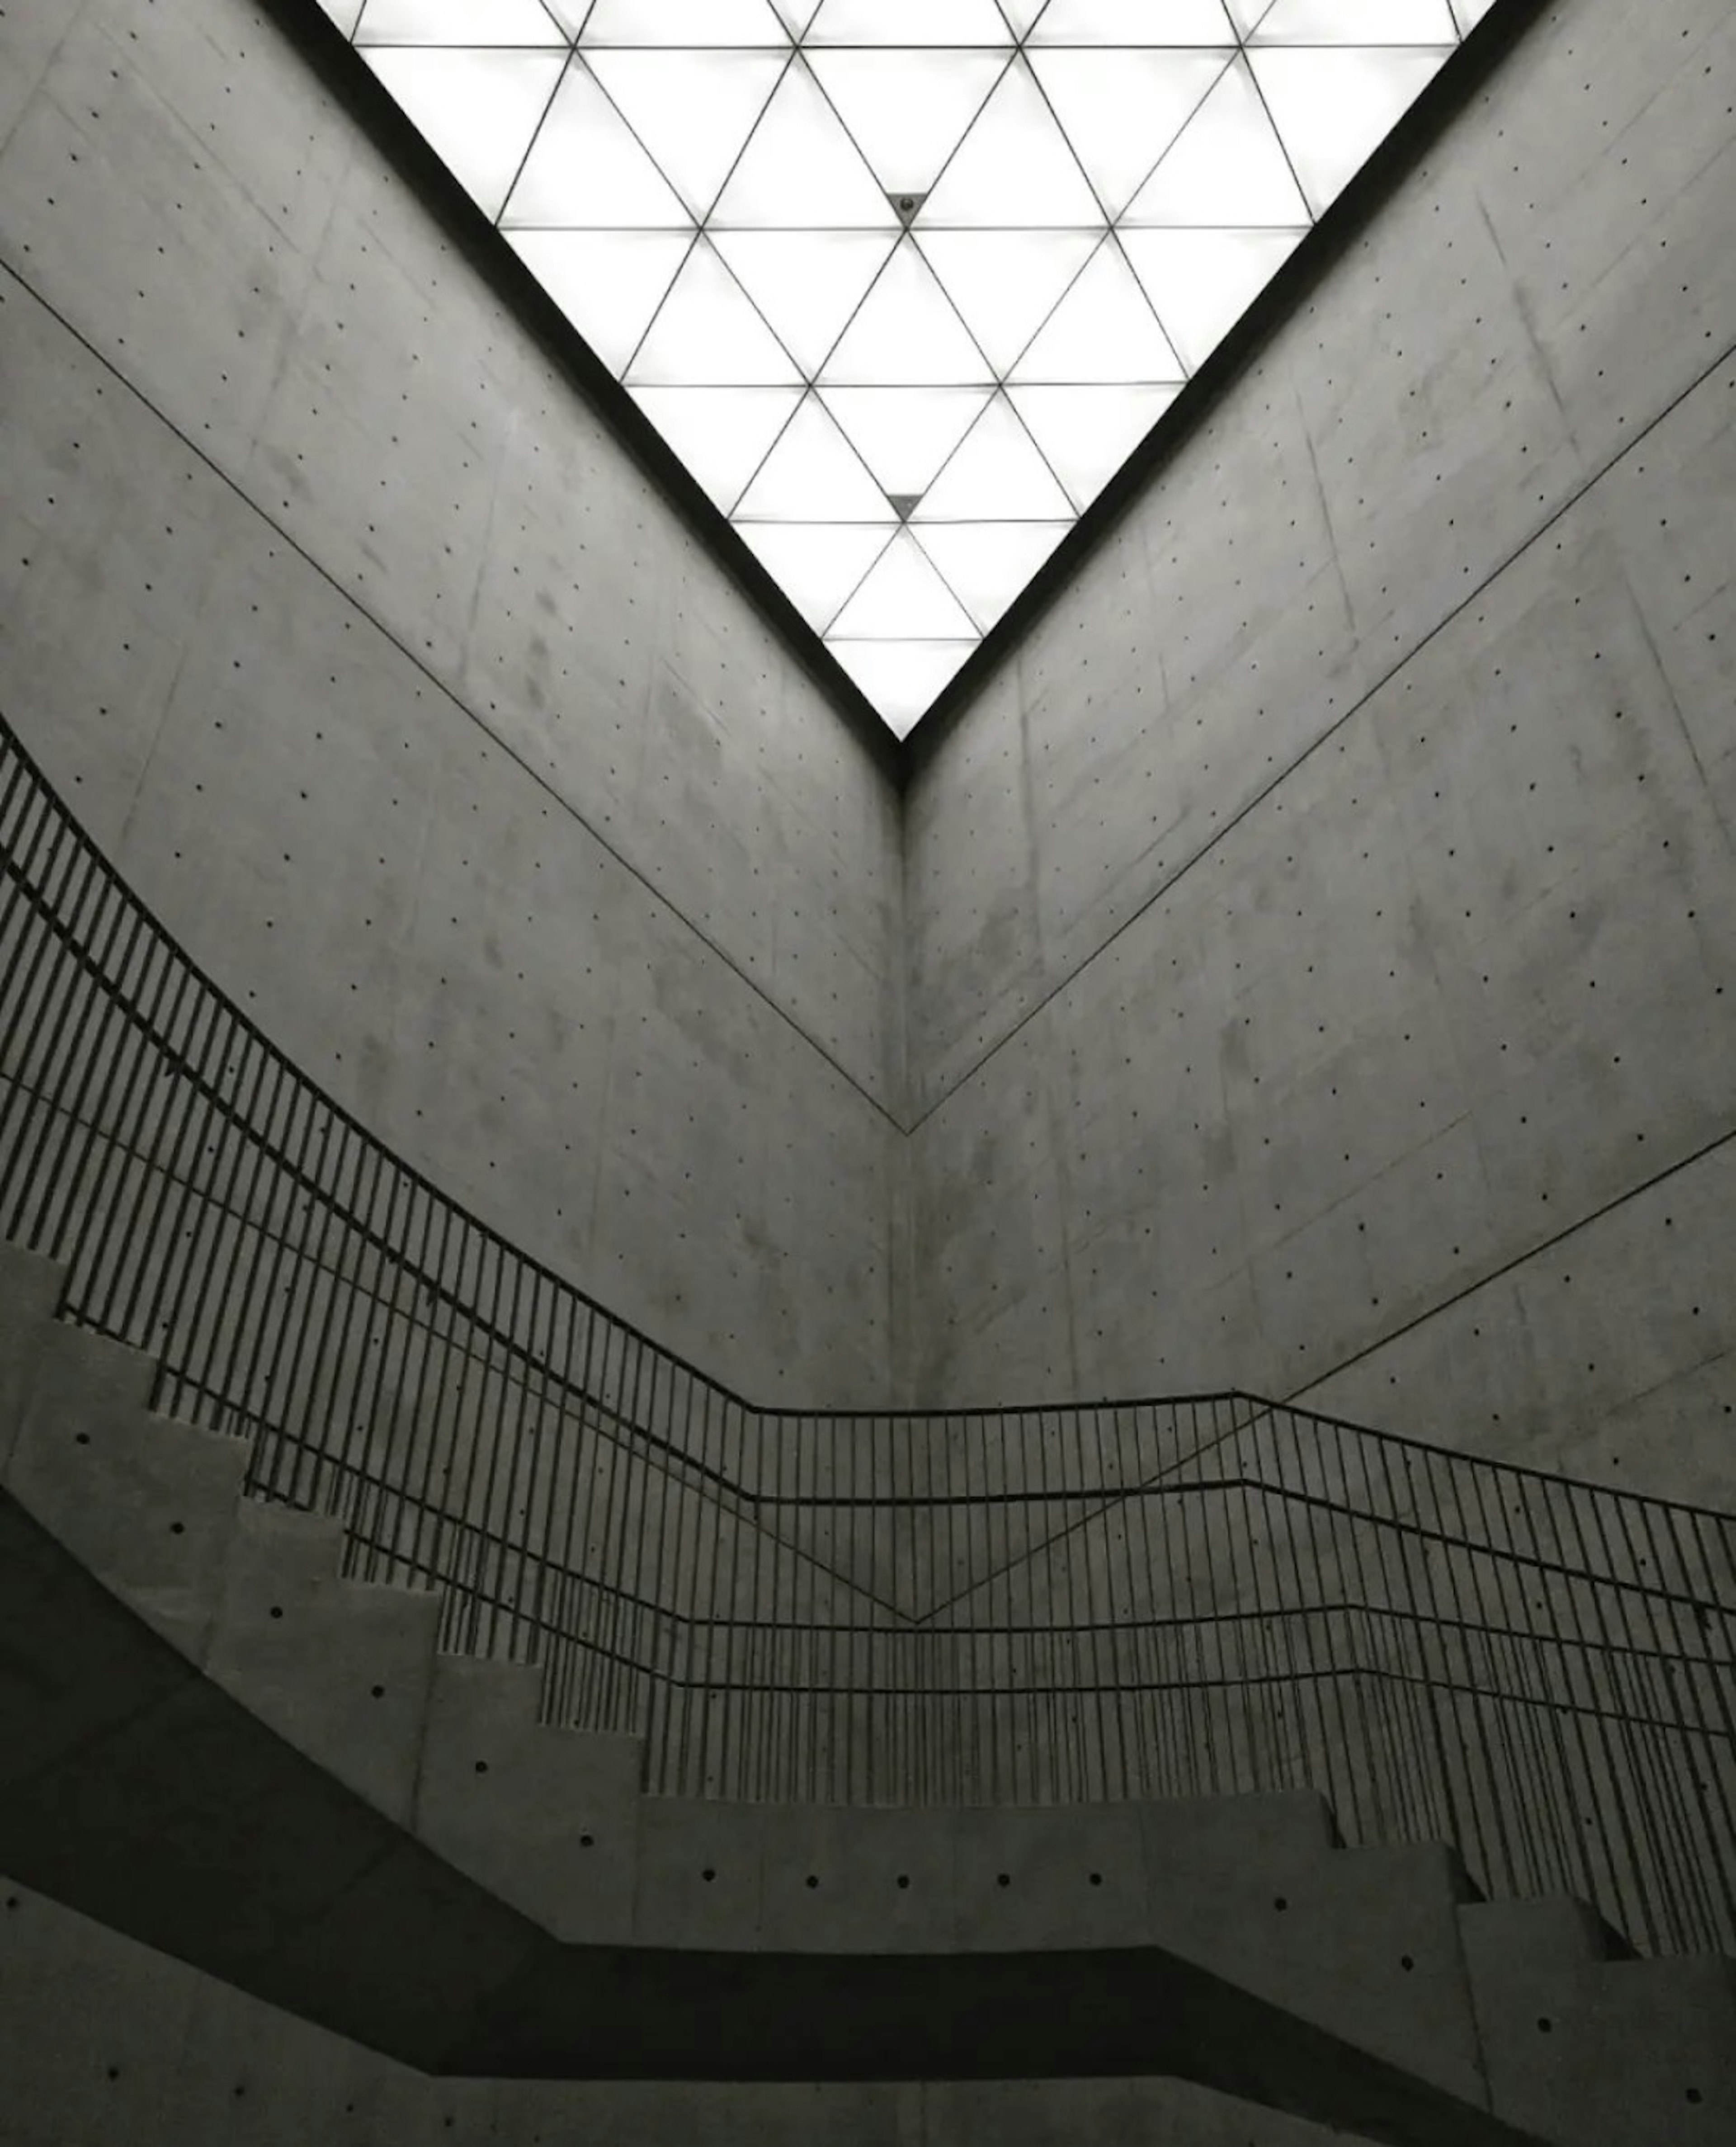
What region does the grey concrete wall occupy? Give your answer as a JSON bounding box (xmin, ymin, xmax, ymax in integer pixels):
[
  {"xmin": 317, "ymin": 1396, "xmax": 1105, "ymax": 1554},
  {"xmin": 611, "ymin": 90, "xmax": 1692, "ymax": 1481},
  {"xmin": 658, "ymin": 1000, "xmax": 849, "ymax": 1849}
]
[
  {"xmin": 900, "ymin": 0, "xmax": 1736, "ymax": 1511},
  {"xmin": 0, "ymin": 0, "xmax": 903, "ymax": 1408}
]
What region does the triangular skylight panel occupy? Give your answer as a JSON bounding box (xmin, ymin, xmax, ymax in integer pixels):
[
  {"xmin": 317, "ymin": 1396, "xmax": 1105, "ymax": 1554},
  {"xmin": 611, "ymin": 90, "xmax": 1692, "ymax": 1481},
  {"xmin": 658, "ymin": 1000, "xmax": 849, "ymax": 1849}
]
[
  {"xmin": 355, "ymin": 2, "xmax": 571, "ymax": 45},
  {"xmin": 805, "ymin": 0, "xmax": 1014, "ymax": 45},
  {"xmin": 819, "ymin": 387, "xmax": 994, "ymax": 497},
  {"xmin": 915, "ymin": 393, "xmax": 1074, "ymax": 522},
  {"xmin": 830, "ymin": 532, "xmax": 978, "ymax": 641},
  {"xmin": 328, "ymin": 0, "xmax": 1494, "ymax": 730},
  {"xmin": 629, "ymin": 386, "xmax": 804, "ymax": 513},
  {"xmin": 806, "ymin": 50, "xmax": 1008, "ymax": 197},
  {"xmin": 914, "ymin": 228, "xmax": 1099, "ymax": 377},
  {"xmin": 1121, "ymin": 226, "xmax": 1305, "ymax": 371},
  {"xmin": 736, "ymin": 523, "xmax": 895, "ymax": 632},
  {"xmin": 1121, "ymin": 57, "xmax": 1309, "ymax": 225},
  {"xmin": 827, "ymin": 642, "xmax": 976, "ymax": 740},
  {"xmin": 711, "ymin": 61, "xmax": 892, "ymax": 229},
  {"xmin": 821, "ymin": 239, "xmax": 992, "ymax": 386},
  {"xmin": 501, "ymin": 61, "xmax": 689, "ymax": 227},
  {"xmin": 1029, "ymin": 0, "xmax": 1236, "ymax": 39},
  {"xmin": 581, "ymin": 49, "xmax": 788, "ymax": 218},
  {"xmin": 628, "ymin": 239, "xmax": 802, "ymax": 383},
  {"xmin": 712, "ymin": 230, "xmax": 897, "ymax": 375},
  {"xmin": 360, "ymin": 45, "xmax": 567, "ymax": 219},
  {"xmin": 1009, "ymin": 383, "xmax": 1184, "ymax": 511},
  {"xmin": 507, "ymin": 229, "xmax": 692, "ymax": 371},
  {"xmin": 735, "ymin": 393, "xmax": 895, "ymax": 522},
  {"xmin": 913, "ymin": 521, "xmax": 1071, "ymax": 633},
  {"xmin": 920, "ymin": 58, "xmax": 1102, "ymax": 228},
  {"xmin": 1025, "ymin": 48, "xmax": 1229, "ymax": 219},
  {"xmin": 1247, "ymin": 44, "xmax": 1454, "ymax": 213},
  {"xmin": 1010, "ymin": 238, "xmax": 1183, "ymax": 384},
  {"xmin": 579, "ymin": 0, "xmax": 788, "ymax": 44}
]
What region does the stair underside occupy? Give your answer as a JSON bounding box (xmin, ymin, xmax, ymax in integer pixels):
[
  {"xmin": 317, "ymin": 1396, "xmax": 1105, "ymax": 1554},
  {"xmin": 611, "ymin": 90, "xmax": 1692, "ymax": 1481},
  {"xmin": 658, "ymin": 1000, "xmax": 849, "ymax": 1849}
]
[{"xmin": 0, "ymin": 1484, "xmax": 1549, "ymax": 2147}]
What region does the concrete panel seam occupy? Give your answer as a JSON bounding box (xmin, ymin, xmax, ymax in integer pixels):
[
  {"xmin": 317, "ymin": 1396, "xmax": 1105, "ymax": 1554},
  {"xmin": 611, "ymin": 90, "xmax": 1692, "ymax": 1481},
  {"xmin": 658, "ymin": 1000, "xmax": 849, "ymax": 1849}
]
[
  {"xmin": 0, "ymin": 254, "xmax": 909, "ymax": 1138},
  {"xmin": 903, "ymin": 329, "xmax": 1736, "ymax": 1136},
  {"xmin": 1283, "ymin": 1118, "xmax": 1736, "ymax": 1419}
]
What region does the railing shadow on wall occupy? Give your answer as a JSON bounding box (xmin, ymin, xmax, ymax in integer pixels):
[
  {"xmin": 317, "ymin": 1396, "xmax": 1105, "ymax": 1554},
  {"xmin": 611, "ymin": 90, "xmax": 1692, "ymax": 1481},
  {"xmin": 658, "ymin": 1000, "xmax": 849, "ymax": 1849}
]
[{"xmin": 0, "ymin": 708, "xmax": 1732, "ymax": 1959}]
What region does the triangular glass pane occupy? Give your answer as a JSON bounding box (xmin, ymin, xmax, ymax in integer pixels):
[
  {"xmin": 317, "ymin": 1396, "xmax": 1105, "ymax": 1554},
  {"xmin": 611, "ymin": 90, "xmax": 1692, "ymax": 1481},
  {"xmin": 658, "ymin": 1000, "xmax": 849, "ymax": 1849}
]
[
  {"xmin": 769, "ymin": 0, "xmax": 826, "ymax": 31},
  {"xmin": 508, "ymin": 227, "xmax": 693, "ymax": 369},
  {"xmin": 584, "ymin": 49, "xmax": 787, "ymax": 219},
  {"xmin": 1028, "ymin": 0, "xmax": 1237, "ymax": 39},
  {"xmin": 1007, "ymin": 382, "xmax": 1179, "ymax": 509},
  {"xmin": 502, "ymin": 58, "xmax": 690, "ymax": 226},
  {"xmin": 630, "ymin": 386, "xmax": 803, "ymax": 511},
  {"xmin": 915, "ymin": 392, "xmax": 1074, "ymax": 520},
  {"xmin": 710, "ymin": 59, "xmax": 892, "ymax": 229},
  {"xmin": 734, "ymin": 523, "xmax": 895, "ymax": 632},
  {"xmin": 578, "ymin": 0, "xmax": 790, "ymax": 43},
  {"xmin": 821, "ymin": 238, "xmax": 993, "ymax": 386},
  {"xmin": 830, "ymin": 531, "xmax": 977, "ymax": 639},
  {"xmin": 1251, "ymin": 0, "xmax": 1458, "ymax": 40},
  {"xmin": 1223, "ymin": 0, "xmax": 1274, "ymax": 26},
  {"xmin": 807, "ymin": 50, "xmax": 1008, "ymax": 197},
  {"xmin": 318, "ymin": 0, "xmax": 365, "ymax": 32},
  {"xmin": 915, "ymin": 228, "xmax": 1098, "ymax": 376},
  {"xmin": 363, "ymin": 47, "xmax": 566, "ymax": 220},
  {"xmin": 627, "ymin": 238, "xmax": 802, "ymax": 382},
  {"xmin": 921, "ymin": 57, "xmax": 1101, "ymax": 228},
  {"xmin": 1120, "ymin": 56, "xmax": 1309, "ymax": 226},
  {"xmin": 1012, "ymin": 237, "xmax": 1183, "ymax": 383},
  {"xmin": 820, "ymin": 387, "xmax": 992, "ymax": 493},
  {"xmin": 735, "ymin": 392, "xmax": 897, "ymax": 519},
  {"xmin": 996, "ymin": 0, "xmax": 1051, "ymax": 33},
  {"xmin": 806, "ymin": 0, "xmax": 1015, "ymax": 44},
  {"xmin": 1452, "ymin": 0, "xmax": 1498, "ymax": 24},
  {"xmin": 913, "ymin": 521, "xmax": 1070, "ymax": 632},
  {"xmin": 356, "ymin": 0, "xmax": 573, "ymax": 44},
  {"xmin": 1119, "ymin": 224, "xmax": 1302, "ymax": 369},
  {"xmin": 1026, "ymin": 48, "xmax": 1227, "ymax": 220},
  {"xmin": 825, "ymin": 641, "xmax": 976, "ymax": 739},
  {"xmin": 1249, "ymin": 46, "xmax": 1451, "ymax": 213},
  {"xmin": 712, "ymin": 230, "xmax": 897, "ymax": 376}
]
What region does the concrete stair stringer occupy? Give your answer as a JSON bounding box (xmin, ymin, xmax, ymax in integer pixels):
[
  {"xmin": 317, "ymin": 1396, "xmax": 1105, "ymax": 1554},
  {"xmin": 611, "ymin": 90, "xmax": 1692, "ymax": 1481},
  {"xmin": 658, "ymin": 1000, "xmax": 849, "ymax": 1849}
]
[{"xmin": 1, "ymin": 1238, "xmax": 1732, "ymax": 2145}]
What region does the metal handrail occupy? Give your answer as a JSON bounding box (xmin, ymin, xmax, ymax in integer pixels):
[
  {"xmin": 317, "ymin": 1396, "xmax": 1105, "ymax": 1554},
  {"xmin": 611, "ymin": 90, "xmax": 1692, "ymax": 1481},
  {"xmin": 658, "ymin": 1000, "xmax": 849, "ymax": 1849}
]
[{"xmin": 0, "ymin": 707, "xmax": 1731, "ymax": 1956}]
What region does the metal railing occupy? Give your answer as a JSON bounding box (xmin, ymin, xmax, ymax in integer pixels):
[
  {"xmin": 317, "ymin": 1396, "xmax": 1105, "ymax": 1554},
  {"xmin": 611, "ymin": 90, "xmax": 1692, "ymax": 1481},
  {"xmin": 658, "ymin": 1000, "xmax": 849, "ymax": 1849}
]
[{"xmin": 0, "ymin": 707, "xmax": 1731, "ymax": 1957}]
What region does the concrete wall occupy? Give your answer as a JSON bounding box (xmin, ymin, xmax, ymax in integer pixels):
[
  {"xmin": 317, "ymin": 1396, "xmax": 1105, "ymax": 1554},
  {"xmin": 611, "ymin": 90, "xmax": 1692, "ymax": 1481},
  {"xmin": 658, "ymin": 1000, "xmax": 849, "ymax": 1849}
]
[
  {"xmin": 900, "ymin": 0, "xmax": 1736, "ymax": 1512},
  {"xmin": 0, "ymin": 0, "xmax": 904, "ymax": 1408}
]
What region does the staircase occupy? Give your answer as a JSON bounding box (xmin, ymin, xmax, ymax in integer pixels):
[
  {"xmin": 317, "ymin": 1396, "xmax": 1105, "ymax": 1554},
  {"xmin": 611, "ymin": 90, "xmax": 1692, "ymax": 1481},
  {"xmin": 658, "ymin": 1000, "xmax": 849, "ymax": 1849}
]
[{"xmin": 3, "ymin": 1240, "xmax": 1732, "ymax": 2147}]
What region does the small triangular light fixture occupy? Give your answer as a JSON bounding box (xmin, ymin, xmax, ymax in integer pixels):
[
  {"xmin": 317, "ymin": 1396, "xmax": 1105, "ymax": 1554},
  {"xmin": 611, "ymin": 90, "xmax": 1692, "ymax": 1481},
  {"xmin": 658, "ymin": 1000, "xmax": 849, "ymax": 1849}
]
[
  {"xmin": 887, "ymin": 491, "xmax": 922, "ymax": 521},
  {"xmin": 887, "ymin": 189, "xmax": 927, "ymax": 227}
]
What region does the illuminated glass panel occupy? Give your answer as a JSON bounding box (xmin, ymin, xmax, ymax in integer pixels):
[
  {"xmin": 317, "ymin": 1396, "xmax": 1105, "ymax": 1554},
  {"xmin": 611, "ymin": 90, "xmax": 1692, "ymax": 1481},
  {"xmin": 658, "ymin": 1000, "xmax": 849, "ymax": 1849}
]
[{"xmin": 330, "ymin": 0, "xmax": 1489, "ymax": 734}]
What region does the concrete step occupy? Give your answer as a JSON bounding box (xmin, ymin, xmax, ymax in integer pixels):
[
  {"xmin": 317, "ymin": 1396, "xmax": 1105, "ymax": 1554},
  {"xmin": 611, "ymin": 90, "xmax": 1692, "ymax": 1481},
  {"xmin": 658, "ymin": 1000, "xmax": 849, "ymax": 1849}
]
[
  {"xmin": 3, "ymin": 1320, "xmax": 250, "ymax": 1658},
  {"xmin": 203, "ymin": 1497, "xmax": 442, "ymax": 1825},
  {"xmin": 0, "ymin": 1241, "xmax": 66, "ymax": 1474},
  {"xmin": 413, "ymin": 1654, "xmax": 644, "ymax": 1941},
  {"xmin": 1462, "ymin": 1900, "xmax": 1736, "ymax": 2144}
]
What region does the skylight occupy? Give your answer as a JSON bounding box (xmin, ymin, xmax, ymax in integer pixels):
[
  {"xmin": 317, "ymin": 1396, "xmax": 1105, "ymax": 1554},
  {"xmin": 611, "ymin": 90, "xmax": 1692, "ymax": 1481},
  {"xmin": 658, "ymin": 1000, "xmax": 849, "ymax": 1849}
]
[{"xmin": 315, "ymin": 0, "xmax": 1497, "ymax": 736}]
